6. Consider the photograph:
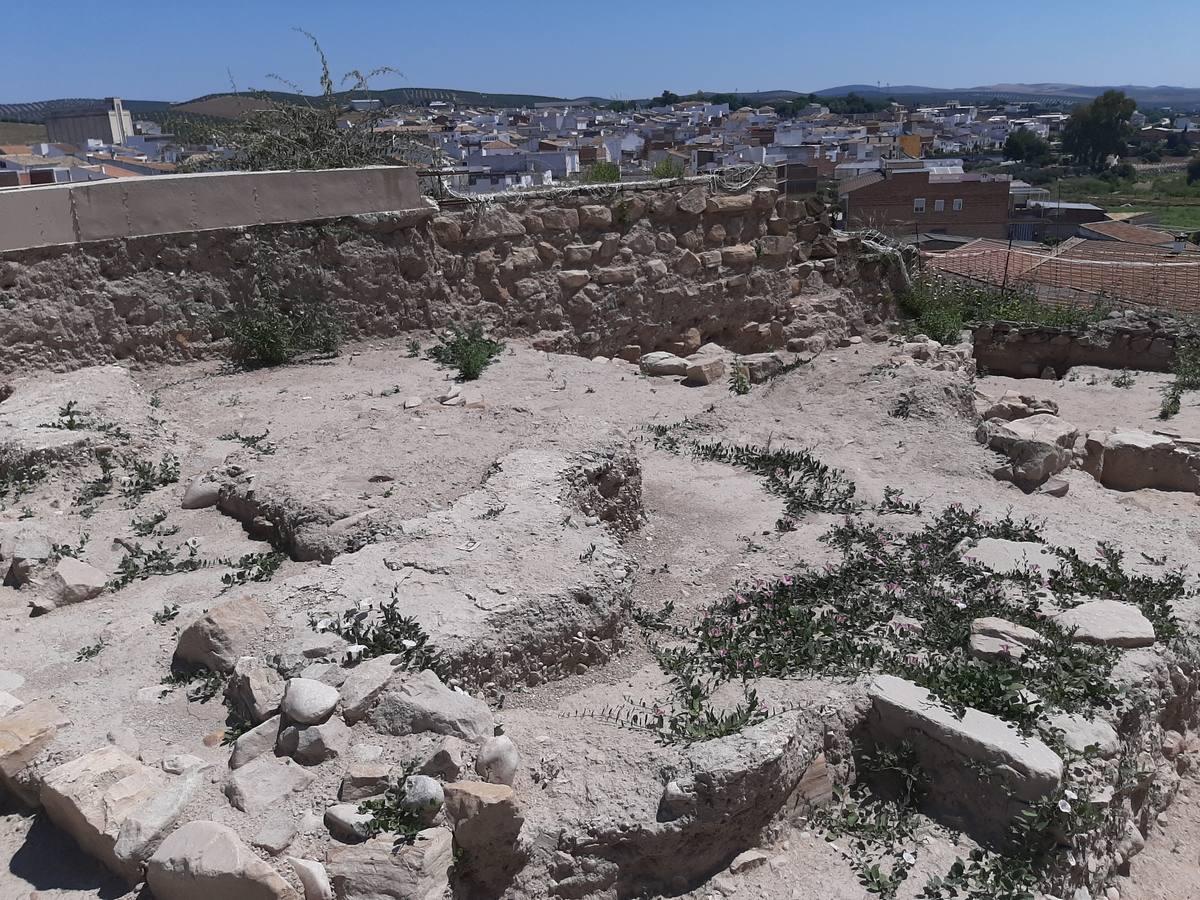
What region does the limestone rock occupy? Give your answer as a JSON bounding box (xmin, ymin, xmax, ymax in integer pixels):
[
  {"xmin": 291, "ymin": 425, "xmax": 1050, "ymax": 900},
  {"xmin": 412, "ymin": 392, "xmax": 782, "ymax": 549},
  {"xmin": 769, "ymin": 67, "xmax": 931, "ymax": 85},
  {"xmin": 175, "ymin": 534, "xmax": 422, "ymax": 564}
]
[
  {"xmin": 229, "ymin": 715, "xmax": 281, "ymax": 769},
  {"xmin": 465, "ymin": 209, "xmax": 525, "ymax": 242},
  {"xmin": 1053, "ymin": 599, "xmax": 1156, "ymax": 648},
  {"xmin": 47, "ymin": 557, "xmax": 107, "ymax": 607},
  {"xmin": 443, "ymin": 782, "xmax": 524, "ymax": 889},
  {"xmin": 639, "ymin": 351, "xmax": 690, "ymax": 377},
  {"xmin": 182, "ymin": 477, "xmax": 222, "ymax": 510},
  {"xmin": 419, "ymin": 735, "xmax": 468, "ymax": 780},
  {"xmin": 326, "ymin": 829, "xmax": 453, "ymax": 900},
  {"xmin": 977, "ymin": 413, "xmax": 1078, "ymax": 491},
  {"xmin": 981, "ymin": 390, "xmax": 1059, "ymax": 421},
  {"xmin": 677, "ymin": 187, "xmax": 707, "ymax": 215},
  {"xmin": 676, "ymin": 249, "xmax": 702, "ymax": 275},
  {"xmin": 369, "ymin": 670, "xmax": 494, "ymax": 743},
  {"xmin": 685, "ymin": 355, "xmax": 726, "ymax": 386},
  {"xmin": 281, "ymin": 677, "xmax": 339, "ymax": 725},
  {"xmin": 0, "ymin": 691, "xmax": 23, "ymax": 717},
  {"xmin": 337, "ymin": 654, "xmax": 401, "ymax": 724},
  {"xmin": 402, "ymin": 774, "xmax": 444, "ymax": 824},
  {"xmin": 288, "ymin": 857, "xmax": 333, "ymax": 900},
  {"xmin": 252, "ymin": 811, "xmax": 297, "ymax": 856},
  {"xmin": 224, "ymin": 755, "xmax": 315, "ymax": 813},
  {"xmin": 2, "ymin": 527, "xmax": 51, "ymax": 586},
  {"xmin": 729, "ymin": 849, "xmax": 770, "ymax": 873},
  {"xmin": 706, "ymin": 194, "xmax": 755, "ymax": 214},
  {"xmin": 960, "ymin": 538, "xmax": 1059, "ymax": 576},
  {"xmin": 720, "ymin": 244, "xmax": 757, "ymax": 268},
  {"xmin": 40, "ymin": 746, "xmax": 172, "ymax": 883},
  {"xmin": 969, "ymin": 617, "xmax": 1046, "ymax": 661},
  {"xmin": 735, "ymin": 352, "xmax": 782, "ymax": 383},
  {"xmin": 867, "ymin": 674, "xmax": 1062, "ymax": 844},
  {"xmin": 578, "ymin": 205, "xmax": 612, "ymax": 230},
  {"xmin": 146, "ymin": 820, "xmax": 298, "ymax": 900},
  {"xmin": 339, "ymin": 762, "xmax": 390, "ymax": 801},
  {"xmin": 174, "ymin": 596, "xmax": 270, "ymax": 674},
  {"xmin": 1095, "ymin": 431, "xmax": 1200, "ymax": 493},
  {"xmin": 475, "ymin": 733, "xmax": 519, "ymax": 786},
  {"xmin": 278, "ymin": 718, "xmax": 351, "ymax": 766},
  {"xmin": 113, "ymin": 767, "xmax": 202, "ymax": 872},
  {"xmin": 557, "ymin": 269, "xmax": 590, "ymax": 290},
  {"xmin": 1044, "ymin": 712, "xmax": 1120, "ymax": 759},
  {"xmin": 324, "ymin": 803, "xmax": 375, "ymax": 843},
  {"xmin": 225, "ymin": 656, "xmax": 285, "ymax": 725},
  {"xmin": 0, "ymin": 699, "xmax": 70, "ymax": 805}
]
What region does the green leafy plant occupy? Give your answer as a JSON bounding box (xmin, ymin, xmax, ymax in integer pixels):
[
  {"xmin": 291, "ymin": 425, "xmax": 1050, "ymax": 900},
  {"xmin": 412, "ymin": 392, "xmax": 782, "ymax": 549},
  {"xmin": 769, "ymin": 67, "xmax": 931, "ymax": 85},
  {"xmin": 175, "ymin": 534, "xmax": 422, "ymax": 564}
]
[
  {"xmin": 0, "ymin": 444, "xmax": 49, "ymax": 508},
  {"xmin": 310, "ymin": 587, "xmax": 442, "ymax": 673},
  {"xmin": 153, "ymin": 602, "xmax": 181, "ymax": 625},
  {"xmin": 426, "ymin": 323, "xmax": 504, "ymax": 381},
  {"xmin": 899, "ymin": 273, "xmax": 1111, "ymax": 342},
  {"xmin": 75, "ymin": 640, "xmax": 105, "ymax": 662},
  {"xmin": 50, "ymin": 533, "xmax": 90, "ymax": 560},
  {"xmin": 632, "ymin": 599, "xmax": 675, "ymax": 631},
  {"xmin": 1110, "ymin": 369, "xmax": 1135, "ymax": 388},
  {"xmin": 405, "ymin": 338, "xmax": 421, "ymax": 358},
  {"xmin": 221, "ymin": 551, "xmax": 286, "ymax": 587},
  {"xmin": 110, "ymin": 541, "xmax": 208, "ymax": 590},
  {"xmin": 890, "ymin": 392, "xmax": 916, "ymax": 419},
  {"xmin": 358, "ymin": 762, "xmax": 425, "ymax": 843},
  {"xmin": 728, "ymin": 361, "xmax": 751, "ymax": 395},
  {"xmin": 120, "ymin": 453, "xmax": 180, "ymax": 506},
  {"xmin": 689, "ymin": 440, "xmax": 859, "ymax": 520},
  {"xmin": 218, "ymin": 429, "xmax": 277, "ymax": 455},
  {"xmin": 876, "ymin": 487, "xmax": 921, "ymax": 515},
  {"xmin": 132, "ymin": 510, "xmax": 179, "ymax": 537}
]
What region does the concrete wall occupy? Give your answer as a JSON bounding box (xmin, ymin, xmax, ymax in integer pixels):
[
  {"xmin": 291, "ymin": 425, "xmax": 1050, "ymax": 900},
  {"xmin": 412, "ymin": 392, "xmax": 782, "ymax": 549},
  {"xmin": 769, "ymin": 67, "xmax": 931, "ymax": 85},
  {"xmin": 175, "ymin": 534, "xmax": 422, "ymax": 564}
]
[{"xmin": 0, "ymin": 166, "xmax": 424, "ymax": 252}]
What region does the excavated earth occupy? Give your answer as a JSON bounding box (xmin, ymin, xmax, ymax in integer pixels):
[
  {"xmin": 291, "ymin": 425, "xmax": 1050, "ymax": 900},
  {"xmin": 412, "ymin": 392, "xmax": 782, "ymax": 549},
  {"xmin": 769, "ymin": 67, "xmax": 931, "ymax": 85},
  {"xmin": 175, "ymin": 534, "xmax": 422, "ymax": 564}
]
[{"xmin": 1, "ymin": 332, "xmax": 1199, "ymax": 900}]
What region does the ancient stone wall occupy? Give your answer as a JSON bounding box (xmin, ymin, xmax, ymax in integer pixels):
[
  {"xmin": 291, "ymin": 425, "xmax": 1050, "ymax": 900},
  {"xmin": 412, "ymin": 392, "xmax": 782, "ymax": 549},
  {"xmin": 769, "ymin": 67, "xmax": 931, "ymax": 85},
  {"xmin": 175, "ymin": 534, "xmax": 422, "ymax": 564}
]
[
  {"xmin": 971, "ymin": 313, "xmax": 1197, "ymax": 378},
  {"xmin": 0, "ymin": 181, "xmax": 903, "ymax": 374}
]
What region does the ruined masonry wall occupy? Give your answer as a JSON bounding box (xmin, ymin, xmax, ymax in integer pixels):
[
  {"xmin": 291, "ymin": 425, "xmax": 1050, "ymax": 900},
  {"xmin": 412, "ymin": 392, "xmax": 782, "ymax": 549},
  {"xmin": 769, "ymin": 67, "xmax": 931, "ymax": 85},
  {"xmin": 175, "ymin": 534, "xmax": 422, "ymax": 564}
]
[
  {"xmin": 971, "ymin": 315, "xmax": 1196, "ymax": 378},
  {"xmin": 0, "ymin": 183, "xmax": 901, "ymax": 375}
]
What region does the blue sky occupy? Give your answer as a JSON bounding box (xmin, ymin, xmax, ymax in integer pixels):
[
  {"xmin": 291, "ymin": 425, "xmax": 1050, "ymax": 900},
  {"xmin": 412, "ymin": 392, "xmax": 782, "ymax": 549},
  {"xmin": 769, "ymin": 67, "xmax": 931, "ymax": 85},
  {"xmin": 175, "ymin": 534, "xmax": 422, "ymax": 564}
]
[{"xmin": 4, "ymin": 0, "xmax": 1195, "ymax": 102}]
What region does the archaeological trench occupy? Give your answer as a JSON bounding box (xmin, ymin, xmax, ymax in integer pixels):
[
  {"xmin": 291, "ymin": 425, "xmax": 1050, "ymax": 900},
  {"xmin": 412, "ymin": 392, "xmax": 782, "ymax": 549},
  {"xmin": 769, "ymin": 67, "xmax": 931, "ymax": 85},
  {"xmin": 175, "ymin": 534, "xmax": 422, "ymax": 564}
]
[{"xmin": 0, "ymin": 174, "xmax": 1198, "ymax": 900}]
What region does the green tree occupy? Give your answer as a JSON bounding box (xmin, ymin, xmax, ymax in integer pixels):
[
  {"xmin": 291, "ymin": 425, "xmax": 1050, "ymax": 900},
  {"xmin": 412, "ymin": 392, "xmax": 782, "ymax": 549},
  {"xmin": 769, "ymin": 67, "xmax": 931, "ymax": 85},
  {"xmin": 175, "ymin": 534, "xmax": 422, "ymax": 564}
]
[
  {"xmin": 650, "ymin": 158, "xmax": 685, "ymax": 179},
  {"xmin": 1061, "ymin": 90, "xmax": 1137, "ymax": 172},
  {"xmin": 1188, "ymin": 156, "xmax": 1200, "ymax": 186},
  {"xmin": 654, "ymin": 90, "xmax": 681, "ymax": 106},
  {"xmin": 1003, "ymin": 128, "xmax": 1051, "ymax": 164},
  {"xmin": 582, "ymin": 161, "xmax": 621, "ymax": 183}
]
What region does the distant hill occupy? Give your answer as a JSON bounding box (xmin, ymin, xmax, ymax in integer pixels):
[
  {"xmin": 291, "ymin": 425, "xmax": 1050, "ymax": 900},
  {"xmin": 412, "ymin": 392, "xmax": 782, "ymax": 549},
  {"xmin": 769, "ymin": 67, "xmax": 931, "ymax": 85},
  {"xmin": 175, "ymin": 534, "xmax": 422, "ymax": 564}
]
[
  {"xmin": 5, "ymin": 82, "xmax": 1199, "ymax": 124},
  {"xmin": 814, "ymin": 83, "xmax": 1200, "ymax": 106}
]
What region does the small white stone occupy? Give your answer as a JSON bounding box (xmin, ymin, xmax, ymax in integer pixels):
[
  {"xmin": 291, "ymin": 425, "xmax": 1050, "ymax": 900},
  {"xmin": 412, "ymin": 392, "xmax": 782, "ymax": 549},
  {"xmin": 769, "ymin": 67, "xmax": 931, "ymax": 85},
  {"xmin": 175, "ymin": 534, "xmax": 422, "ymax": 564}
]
[{"xmin": 281, "ymin": 678, "xmax": 339, "ymax": 725}]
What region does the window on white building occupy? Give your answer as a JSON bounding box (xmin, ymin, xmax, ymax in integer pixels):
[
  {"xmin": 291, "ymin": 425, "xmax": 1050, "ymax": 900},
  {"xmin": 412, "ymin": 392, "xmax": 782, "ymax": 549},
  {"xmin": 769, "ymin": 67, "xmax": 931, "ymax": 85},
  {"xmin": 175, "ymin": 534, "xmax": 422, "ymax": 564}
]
[
  {"xmin": 953, "ymin": 198, "xmax": 964, "ymax": 211},
  {"xmin": 913, "ymin": 198, "xmax": 926, "ymax": 213},
  {"xmin": 934, "ymin": 199, "xmax": 945, "ymax": 212}
]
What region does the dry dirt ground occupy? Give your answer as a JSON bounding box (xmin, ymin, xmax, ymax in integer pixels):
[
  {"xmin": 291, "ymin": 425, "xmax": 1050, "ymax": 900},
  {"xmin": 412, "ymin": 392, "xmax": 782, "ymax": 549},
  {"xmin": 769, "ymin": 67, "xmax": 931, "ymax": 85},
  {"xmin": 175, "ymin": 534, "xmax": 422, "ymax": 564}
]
[{"xmin": 1, "ymin": 336, "xmax": 1198, "ymax": 900}]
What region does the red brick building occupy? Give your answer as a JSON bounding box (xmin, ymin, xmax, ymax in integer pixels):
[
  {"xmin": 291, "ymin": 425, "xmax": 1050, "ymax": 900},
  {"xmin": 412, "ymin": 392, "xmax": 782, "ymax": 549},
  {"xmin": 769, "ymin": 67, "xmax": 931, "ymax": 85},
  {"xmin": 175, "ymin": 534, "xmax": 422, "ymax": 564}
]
[{"xmin": 840, "ymin": 171, "xmax": 1012, "ymax": 239}]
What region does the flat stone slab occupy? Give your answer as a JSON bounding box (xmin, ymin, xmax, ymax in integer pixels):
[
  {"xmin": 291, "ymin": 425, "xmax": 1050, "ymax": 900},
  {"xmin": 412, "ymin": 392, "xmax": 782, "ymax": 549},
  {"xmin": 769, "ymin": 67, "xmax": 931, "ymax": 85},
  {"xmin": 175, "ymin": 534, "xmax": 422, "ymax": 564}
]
[
  {"xmin": 969, "ymin": 617, "xmax": 1046, "ymax": 661},
  {"xmin": 959, "ymin": 538, "xmax": 1060, "ymax": 576},
  {"xmin": 1053, "ymin": 599, "xmax": 1156, "ymax": 648},
  {"xmin": 867, "ymin": 675, "xmax": 1062, "ymax": 843}
]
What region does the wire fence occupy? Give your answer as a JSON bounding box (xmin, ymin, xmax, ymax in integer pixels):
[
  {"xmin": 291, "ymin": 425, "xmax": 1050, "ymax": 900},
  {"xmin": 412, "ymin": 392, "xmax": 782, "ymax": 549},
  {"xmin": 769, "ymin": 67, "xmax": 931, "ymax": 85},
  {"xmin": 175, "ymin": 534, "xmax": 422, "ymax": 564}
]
[{"xmin": 922, "ymin": 238, "xmax": 1200, "ymax": 314}]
